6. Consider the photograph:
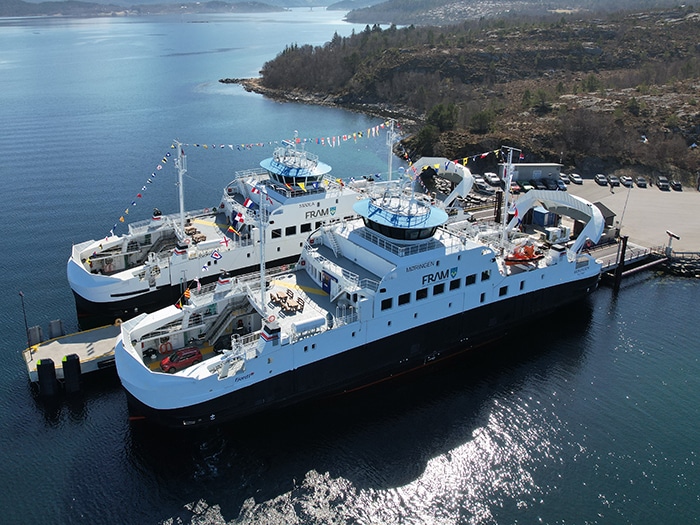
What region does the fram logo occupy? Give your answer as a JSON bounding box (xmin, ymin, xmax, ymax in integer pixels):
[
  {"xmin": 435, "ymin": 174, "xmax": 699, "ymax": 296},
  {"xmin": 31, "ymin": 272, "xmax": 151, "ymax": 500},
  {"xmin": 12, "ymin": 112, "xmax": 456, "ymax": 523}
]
[
  {"xmin": 304, "ymin": 207, "xmax": 336, "ymax": 220},
  {"xmin": 421, "ymin": 267, "xmax": 458, "ymax": 285}
]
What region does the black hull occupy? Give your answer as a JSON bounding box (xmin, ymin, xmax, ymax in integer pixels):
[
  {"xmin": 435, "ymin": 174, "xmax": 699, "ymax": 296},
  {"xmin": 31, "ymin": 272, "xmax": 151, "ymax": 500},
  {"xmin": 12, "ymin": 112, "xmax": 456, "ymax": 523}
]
[
  {"xmin": 125, "ymin": 274, "xmax": 600, "ymax": 428},
  {"xmin": 73, "ymin": 254, "xmax": 300, "ymax": 329}
]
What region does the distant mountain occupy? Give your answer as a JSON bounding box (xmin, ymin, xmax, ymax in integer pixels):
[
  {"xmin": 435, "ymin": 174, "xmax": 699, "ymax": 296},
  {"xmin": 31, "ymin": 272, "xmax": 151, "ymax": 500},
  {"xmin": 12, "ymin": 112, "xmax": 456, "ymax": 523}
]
[
  {"xmin": 0, "ymin": 0, "xmax": 285, "ymax": 16},
  {"xmin": 326, "ymin": 0, "xmax": 383, "ymax": 12},
  {"xmin": 343, "ymin": 0, "xmax": 695, "ymax": 25}
]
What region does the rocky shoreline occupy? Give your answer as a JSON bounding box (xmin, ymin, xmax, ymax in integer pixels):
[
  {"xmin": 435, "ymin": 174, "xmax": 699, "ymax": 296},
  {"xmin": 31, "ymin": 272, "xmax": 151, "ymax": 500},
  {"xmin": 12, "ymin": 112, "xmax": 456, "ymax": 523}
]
[{"xmin": 219, "ymin": 77, "xmax": 422, "ymax": 128}]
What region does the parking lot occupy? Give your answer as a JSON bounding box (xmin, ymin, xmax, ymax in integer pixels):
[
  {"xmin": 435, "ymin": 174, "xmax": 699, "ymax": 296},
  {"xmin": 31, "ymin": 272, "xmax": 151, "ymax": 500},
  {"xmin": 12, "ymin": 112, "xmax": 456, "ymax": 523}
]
[{"xmin": 558, "ymin": 176, "xmax": 699, "ymax": 252}]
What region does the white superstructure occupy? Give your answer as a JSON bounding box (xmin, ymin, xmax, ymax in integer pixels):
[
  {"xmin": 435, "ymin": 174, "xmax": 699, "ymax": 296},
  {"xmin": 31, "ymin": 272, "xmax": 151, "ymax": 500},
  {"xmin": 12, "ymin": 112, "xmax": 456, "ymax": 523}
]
[{"xmin": 115, "ymin": 150, "xmax": 605, "ymax": 428}]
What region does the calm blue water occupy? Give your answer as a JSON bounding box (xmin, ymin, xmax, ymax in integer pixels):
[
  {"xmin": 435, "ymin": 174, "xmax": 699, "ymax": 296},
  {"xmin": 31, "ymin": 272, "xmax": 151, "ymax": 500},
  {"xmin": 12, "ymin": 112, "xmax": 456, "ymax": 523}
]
[{"xmin": 1, "ymin": 12, "xmax": 699, "ymax": 525}]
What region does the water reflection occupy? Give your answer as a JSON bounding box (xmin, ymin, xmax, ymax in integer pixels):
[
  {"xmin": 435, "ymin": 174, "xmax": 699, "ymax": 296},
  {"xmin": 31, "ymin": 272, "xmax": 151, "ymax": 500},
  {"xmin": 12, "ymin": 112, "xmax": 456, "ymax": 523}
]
[{"xmin": 126, "ymin": 299, "xmax": 594, "ymax": 523}]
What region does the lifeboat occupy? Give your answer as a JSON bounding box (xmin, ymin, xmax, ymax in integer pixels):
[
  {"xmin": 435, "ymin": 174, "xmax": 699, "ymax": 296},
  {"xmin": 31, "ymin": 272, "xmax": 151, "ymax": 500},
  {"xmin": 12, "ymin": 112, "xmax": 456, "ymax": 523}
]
[{"xmin": 505, "ymin": 243, "xmax": 544, "ymax": 265}]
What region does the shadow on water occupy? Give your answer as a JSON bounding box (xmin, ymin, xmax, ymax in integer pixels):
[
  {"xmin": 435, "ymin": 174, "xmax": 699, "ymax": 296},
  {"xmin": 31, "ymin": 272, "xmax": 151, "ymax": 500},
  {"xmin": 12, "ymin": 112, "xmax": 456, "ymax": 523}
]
[
  {"xmin": 125, "ymin": 297, "xmax": 596, "ymax": 522},
  {"xmin": 29, "ymin": 368, "xmax": 123, "ymax": 427}
]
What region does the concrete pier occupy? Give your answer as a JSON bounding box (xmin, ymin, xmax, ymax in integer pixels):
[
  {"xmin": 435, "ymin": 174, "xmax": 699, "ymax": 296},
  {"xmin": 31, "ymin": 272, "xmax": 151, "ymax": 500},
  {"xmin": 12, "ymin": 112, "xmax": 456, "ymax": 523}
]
[{"xmin": 23, "ymin": 323, "xmax": 121, "ymax": 384}]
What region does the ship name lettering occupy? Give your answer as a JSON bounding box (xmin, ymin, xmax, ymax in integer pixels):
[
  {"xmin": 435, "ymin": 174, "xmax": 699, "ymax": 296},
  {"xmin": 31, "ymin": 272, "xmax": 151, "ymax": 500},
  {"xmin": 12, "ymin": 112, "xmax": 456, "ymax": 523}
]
[
  {"xmin": 406, "ymin": 261, "xmax": 435, "ymax": 272},
  {"xmin": 234, "ymin": 372, "xmax": 254, "ymax": 382}
]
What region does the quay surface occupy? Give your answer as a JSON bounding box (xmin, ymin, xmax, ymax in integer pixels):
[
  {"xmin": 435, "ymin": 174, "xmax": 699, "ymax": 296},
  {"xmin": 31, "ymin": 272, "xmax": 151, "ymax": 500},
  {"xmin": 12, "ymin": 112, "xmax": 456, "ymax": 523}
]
[
  {"xmin": 23, "ymin": 323, "xmax": 120, "ymax": 383},
  {"xmin": 565, "ymin": 179, "xmax": 699, "ymax": 253}
]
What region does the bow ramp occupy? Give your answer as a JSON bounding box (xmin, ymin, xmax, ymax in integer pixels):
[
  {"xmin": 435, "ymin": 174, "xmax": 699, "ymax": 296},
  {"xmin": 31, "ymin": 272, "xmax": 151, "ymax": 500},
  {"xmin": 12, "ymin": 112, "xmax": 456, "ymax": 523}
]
[
  {"xmin": 410, "ymin": 157, "xmax": 474, "ymax": 207},
  {"xmin": 506, "ymin": 190, "xmax": 605, "ymax": 258}
]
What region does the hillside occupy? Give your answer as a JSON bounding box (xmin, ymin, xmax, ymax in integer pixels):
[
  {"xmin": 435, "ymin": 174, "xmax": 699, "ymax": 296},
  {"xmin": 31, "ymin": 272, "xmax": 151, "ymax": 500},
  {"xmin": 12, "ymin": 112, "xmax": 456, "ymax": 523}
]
[{"xmin": 228, "ymin": 7, "xmax": 700, "ymax": 182}]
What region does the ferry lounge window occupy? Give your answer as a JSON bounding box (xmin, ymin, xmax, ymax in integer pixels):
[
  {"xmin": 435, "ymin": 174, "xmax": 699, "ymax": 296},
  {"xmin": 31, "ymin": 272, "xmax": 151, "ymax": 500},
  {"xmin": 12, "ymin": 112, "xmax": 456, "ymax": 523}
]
[
  {"xmin": 433, "ymin": 283, "xmax": 445, "ymax": 295},
  {"xmin": 301, "ymin": 223, "xmax": 312, "ymax": 233},
  {"xmin": 381, "ymin": 297, "xmax": 393, "ymax": 311},
  {"xmin": 481, "ymin": 269, "xmax": 491, "ymax": 281},
  {"xmin": 449, "ymin": 278, "xmax": 461, "ymax": 291},
  {"xmin": 416, "ymin": 288, "xmax": 428, "ymax": 300},
  {"xmin": 499, "ymin": 286, "xmax": 508, "ymax": 297},
  {"xmin": 271, "ymin": 228, "xmax": 282, "ymax": 239},
  {"xmin": 398, "ymin": 292, "xmax": 410, "ymax": 306},
  {"xmin": 465, "ymin": 274, "xmax": 476, "ymax": 286},
  {"xmin": 285, "ymin": 225, "xmax": 297, "ymax": 236}
]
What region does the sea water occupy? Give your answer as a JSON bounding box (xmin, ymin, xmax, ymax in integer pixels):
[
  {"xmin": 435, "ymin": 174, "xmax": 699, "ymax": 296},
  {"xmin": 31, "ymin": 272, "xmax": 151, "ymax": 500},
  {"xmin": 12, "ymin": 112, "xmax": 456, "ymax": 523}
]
[{"xmin": 0, "ymin": 12, "xmax": 698, "ymax": 524}]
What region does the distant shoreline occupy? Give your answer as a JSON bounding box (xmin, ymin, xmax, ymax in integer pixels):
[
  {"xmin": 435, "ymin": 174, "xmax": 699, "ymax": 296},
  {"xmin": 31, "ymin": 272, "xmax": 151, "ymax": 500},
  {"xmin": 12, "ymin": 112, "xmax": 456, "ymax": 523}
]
[{"xmin": 219, "ymin": 77, "xmax": 421, "ymax": 128}]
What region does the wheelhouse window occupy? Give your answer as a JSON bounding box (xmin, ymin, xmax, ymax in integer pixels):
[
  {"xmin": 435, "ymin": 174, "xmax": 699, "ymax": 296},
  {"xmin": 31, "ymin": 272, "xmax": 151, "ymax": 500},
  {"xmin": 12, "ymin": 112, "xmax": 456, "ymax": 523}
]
[
  {"xmin": 381, "ymin": 298, "xmax": 393, "ymax": 311},
  {"xmin": 362, "ymin": 218, "xmax": 437, "ymax": 241},
  {"xmin": 433, "ymin": 283, "xmax": 445, "ymax": 295},
  {"xmin": 398, "ymin": 293, "xmax": 410, "ymax": 306},
  {"xmin": 465, "ymin": 274, "xmax": 476, "ymax": 286},
  {"xmin": 481, "ymin": 270, "xmax": 491, "ymax": 281},
  {"xmin": 416, "ymin": 288, "xmax": 428, "ymax": 300},
  {"xmin": 285, "ymin": 225, "xmax": 296, "ymax": 236},
  {"xmin": 449, "ymin": 279, "xmax": 461, "ymax": 290},
  {"xmin": 300, "ymin": 223, "xmax": 312, "ymax": 233},
  {"xmin": 271, "ymin": 228, "xmax": 282, "ymax": 239}
]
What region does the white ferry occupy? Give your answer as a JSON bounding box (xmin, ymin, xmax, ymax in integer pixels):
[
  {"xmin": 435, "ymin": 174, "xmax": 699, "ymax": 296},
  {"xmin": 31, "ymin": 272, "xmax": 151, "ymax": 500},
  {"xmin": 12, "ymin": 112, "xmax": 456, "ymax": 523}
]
[
  {"xmin": 115, "ymin": 149, "xmax": 605, "ymax": 428},
  {"xmin": 67, "ymin": 140, "xmax": 362, "ymax": 327}
]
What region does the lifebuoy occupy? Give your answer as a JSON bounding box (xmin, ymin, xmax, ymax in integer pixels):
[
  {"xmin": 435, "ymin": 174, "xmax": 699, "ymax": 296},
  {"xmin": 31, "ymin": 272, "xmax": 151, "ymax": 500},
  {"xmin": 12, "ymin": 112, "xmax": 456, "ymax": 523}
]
[
  {"xmin": 204, "ymin": 208, "xmax": 209, "ymax": 213},
  {"xmin": 184, "ymin": 238, "xmax": 191, "ymax": 244},
  {"xmin": 220, "ymin": 203, "xmax": 224, "ymax": 208},
  {"xmin": 114, "ymin": 318, "xmax": 122, "ymax": 326},
  {"xmin": 300, "ymin": 259, "xmax": 306, "ymax": 266},
  {"xmin": 159, "ymin": 341, "xmax": 173, "ymax": 354},
  {"xmin": 267, "ymin": 315, "xmax": 276, "ymax": 323}
]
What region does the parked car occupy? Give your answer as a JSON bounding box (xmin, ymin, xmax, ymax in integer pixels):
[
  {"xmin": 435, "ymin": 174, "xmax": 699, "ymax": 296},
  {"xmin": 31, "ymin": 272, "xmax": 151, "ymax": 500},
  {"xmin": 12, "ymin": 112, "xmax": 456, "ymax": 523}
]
[
  {"xmin": 635, "ymin": 176, "xmax": 647, "ymax": 188},
  {"xmin": 656, "ymin": 175, "xmax": 670, "ymax": 191},
  {"xmin": 559, "ymin": 173, "xmax": 571, "ymax": 184},
  {"xmin": 484, "ymin": 172, "xmax": 501, "ymax": 186},
  {"xmin": 594, "ymin": 173, "xmax": 608, "ymax": 186},
  {"xmin": 160, "ymin": 346, "xmax": 203, "ymax": 373},
  {"xmin": 569, "ymin": 173, "xmax": 583, "ymax": 185},
  {"xmin": 556, "ymin": 179, "xmax": 568, "ymax": 191},
  {"xmin": 620, "ymin": 176, "xmax": 633, "ymax": 187},
  {"xmin": 671, "ymin": 180, "xmax": 682, "ymax": 191},
  {"xmin": 542, "ymin": 178, "xmax": 558, "ymax": 190},
  {"xmin": 607, "ymin": 175, "xmax": 620, "ymax": 187},
  {"xmin": 509, "ymin": 181, "xmax": 521, "ymax": 194},
  {"xmin": 473, "ymin": 174, "xmax": 486, "ymax": 185},
  {"xmin": 519, "ymin": 180, "xmax": 534, "ymax": 192},
  {"xmin": 474, "ymin": 181, "xmax": 495, "ymax": 195},
  {"xmin": 531, "ymin": 179, "xmax": 547, "ymax": 190}
]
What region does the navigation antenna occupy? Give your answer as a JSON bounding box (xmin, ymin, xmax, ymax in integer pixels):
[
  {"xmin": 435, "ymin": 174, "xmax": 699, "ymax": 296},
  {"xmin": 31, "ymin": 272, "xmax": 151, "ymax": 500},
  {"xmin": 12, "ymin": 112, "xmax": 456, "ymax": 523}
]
[
  {"xmin": 259, "ymin": 184, "xmax": 268, "ymax": 317},
  {"xmin": 500, "ymin": 146, "xmax": 520, "ymax": 249},
  {"xmin": 173, "ymin": 139, "xmax": 187, "ymax": 233},
  {"xmin": 386, "ymin": 118, "xmax": 397, "ymax": 181}
]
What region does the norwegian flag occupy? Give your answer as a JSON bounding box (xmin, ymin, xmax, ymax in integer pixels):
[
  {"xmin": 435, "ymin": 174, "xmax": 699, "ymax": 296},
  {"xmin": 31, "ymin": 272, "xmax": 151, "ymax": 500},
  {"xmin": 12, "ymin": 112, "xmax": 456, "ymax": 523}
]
[{"xmin": 243, "ymin": 198, "xmax": 253, "ymax": 208}]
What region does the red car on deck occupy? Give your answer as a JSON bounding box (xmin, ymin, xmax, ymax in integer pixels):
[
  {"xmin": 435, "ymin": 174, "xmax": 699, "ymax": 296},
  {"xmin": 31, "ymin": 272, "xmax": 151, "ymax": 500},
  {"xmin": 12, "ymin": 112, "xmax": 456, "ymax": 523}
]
[{"xmin": 160, "ymin": 347, "xmax": 202, "ymax": 373}]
